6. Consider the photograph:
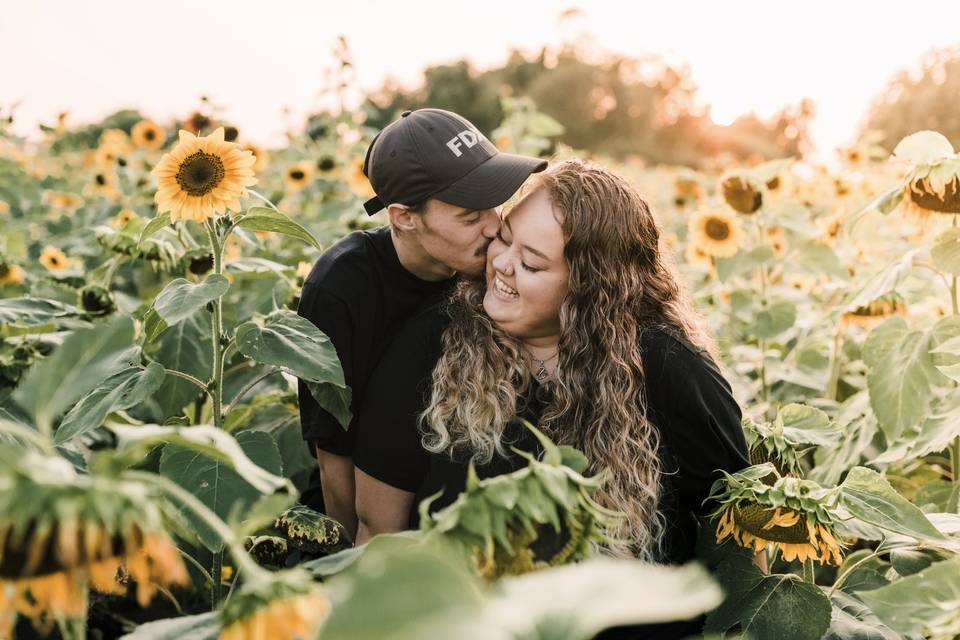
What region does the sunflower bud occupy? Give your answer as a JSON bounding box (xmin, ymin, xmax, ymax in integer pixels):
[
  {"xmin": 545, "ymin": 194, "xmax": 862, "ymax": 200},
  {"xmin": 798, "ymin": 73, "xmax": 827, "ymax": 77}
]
[{"xmin": 79, "ymin": 285, "xmax": 116, "ymax": 316}]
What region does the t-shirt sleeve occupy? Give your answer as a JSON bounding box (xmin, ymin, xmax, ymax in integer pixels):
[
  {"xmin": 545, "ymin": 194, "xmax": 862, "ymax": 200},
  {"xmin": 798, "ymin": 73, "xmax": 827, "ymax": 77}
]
[
  {"xmin": 296, "ymin": 283, "xmax": 357, "ymax": 456},
  {"xmin": 643, "ymin": 332, "xmax": 750, "ymax": 515},
  {"xmin": 352, "ymin": 310, "xmax": 441, "ymax": 492}
]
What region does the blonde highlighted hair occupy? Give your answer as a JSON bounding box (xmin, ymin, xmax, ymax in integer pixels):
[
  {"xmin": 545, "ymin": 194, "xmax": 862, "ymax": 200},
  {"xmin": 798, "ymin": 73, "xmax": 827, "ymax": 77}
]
[{"xmin": 421, "ymin": 159, "xmax": 717, "ymax": 560}]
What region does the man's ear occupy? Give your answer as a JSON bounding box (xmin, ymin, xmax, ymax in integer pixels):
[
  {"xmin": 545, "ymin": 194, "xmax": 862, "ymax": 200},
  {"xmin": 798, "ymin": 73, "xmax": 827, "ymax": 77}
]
[{"xmin": 386, "ymin": 203, "xmax": 417, "ymax": 232}]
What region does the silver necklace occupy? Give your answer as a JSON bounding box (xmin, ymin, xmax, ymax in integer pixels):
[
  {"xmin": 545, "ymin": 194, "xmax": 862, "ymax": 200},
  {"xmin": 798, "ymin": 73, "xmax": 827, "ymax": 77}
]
[{"xmin": 533, "ymin": 350, "xmax": 559, "ymax": 381}]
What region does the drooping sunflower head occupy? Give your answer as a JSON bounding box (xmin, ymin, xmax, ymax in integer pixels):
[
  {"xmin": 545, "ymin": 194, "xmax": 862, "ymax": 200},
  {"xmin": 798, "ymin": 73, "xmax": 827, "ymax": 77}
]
[
  {"xmin": 218, "ymin": 569, "xmax": 330, "ymax": 640},
  {"xmin": 185, "ymin": 111, "xmax": 212, "ymax": 135},
  {"xmin": 151, "ymin": 127, "xmax": 257, "ymax": 223},
  {"xmin": 688, "ymin": 207, "xmax": 743, "ymax": 258},
  {"xmin": 131, "ymin": 119, "xmax": 167, "ymax": 150},
  {"xmin": 39, "ymin": 246, "xmax": 71, "ymax": 273},
  {"xmin": 841, "ymin": 292, "xmax": 907, "ymax": 329},
  {"xmin": 709, "ymin": 464, "xmax": 845, "ymax": 566},
  {"xmin": 420, "ymin": 424, "xmax": 621, "ymax": 581},
  {"xmin": 284, "ymin": 162, "xmax": 314, "ymax": 191},
  {"xmin": 892, "ymin": 131, "xmax": 960, "ymax": 217},
  {"xmin": 273, "ymin": 504, "xmax": 351, "ymax": 556},
  {"xmin": 719, "ymin": 171, "xmax": 764, "ymax": 214},
  {"xmin": 0, "ymin": 454, "xmax": 188, "ymax": 632}
]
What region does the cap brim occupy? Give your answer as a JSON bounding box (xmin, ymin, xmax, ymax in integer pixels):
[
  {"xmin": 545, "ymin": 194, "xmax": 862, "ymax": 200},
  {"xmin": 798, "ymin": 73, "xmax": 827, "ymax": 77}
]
[{"xmin": 431, "ymin": 153, "xmax": 547, "ymax": 210}]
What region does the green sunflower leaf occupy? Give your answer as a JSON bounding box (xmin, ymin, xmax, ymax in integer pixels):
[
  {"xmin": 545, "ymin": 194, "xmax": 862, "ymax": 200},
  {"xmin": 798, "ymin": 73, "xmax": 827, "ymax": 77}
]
[
  {"xmin": 144, "ymin": 274, "xmax": 229, "ymax": 341},
  {"xmin": 235, "ymin": 309, "xmax": 351, "ymax": 429},
  {"xmin": 838, "ymin": 467, "xmax": 952, "ymax": 547},
  {"xmin": 235, "ymin": 206, "xmax": 322, "ymax": 250},
  {"xmin": 705, "ymin": 559, "xmax": 832, "ymax": 640},
  {"xmin": 55, "ymin": 363, "xmax": 165, "ymax": 444},
  {"xmin": 855, "ymin": 556, "xmax": 960, "ymax": 638},
  {"xmin": 138, "ymin": 212, "xmax": 172, "ymax": 247}
]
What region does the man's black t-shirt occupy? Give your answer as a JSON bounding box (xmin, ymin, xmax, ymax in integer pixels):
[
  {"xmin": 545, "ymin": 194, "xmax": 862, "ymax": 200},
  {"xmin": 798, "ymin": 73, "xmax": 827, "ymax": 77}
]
[
  {"xmin": 296, "ymin": 226, "xmax": 454, "ymax": 457},
  {"xmin": 354, "ymin": 303, "xmax": 749, "ymax": 638}
]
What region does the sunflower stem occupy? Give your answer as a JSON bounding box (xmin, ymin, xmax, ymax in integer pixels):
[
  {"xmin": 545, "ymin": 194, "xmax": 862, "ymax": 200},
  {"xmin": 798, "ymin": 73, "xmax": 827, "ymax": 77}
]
[
  {"xmin": 802, "ymin": 558, "xmax": 815, "ymax": 583},
  {"xmin": 826, "ymin": 328, "xmax": 843, "ymax": 401},
  {"xmin": 204, "ymin": 220, "xmax": 225, "ymax": 431},
  {"xmin": 828, "ymin": 549, "xmax": 885, "ymax": 597},
  {"xmin": 224, "ymin": 367, "xmax": 282, "ymax": 416},
  {"xmin": 211, "ymin": 549, "xmax": 224, "ymax": 608}
]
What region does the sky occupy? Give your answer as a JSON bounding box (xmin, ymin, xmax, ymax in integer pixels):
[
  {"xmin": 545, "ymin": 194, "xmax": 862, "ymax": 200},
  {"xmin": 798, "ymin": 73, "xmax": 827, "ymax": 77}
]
[{"xmin": 3, "ymin": 0, "xmax": 959, "ymax": 160}]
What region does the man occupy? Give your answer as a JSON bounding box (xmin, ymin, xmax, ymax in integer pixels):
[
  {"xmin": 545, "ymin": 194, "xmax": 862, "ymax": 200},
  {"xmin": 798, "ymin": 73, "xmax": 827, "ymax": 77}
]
[{"xmin": 297, "ymin": 108, "xmax": 547, "ymax": 540}]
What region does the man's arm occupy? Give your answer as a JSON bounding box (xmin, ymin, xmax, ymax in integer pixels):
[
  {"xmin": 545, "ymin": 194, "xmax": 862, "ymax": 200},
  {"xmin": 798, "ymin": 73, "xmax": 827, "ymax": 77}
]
[
  {"xmin": 297, "ymin": 284, "xmax": 360, "ymax": 535},
  {"xmin": 354, "ymin": 467, "xmax": 415, "ymax": 545},
  {"xmin": 316, "ymin": 447, "xmax": 359, "ymax": 541}
]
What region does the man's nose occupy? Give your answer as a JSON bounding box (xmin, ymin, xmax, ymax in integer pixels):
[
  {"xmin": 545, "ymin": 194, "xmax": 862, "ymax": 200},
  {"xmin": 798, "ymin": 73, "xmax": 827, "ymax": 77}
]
[{"xmin": 480, "ymin": 208, "xmax": 501, "ymax": 238}]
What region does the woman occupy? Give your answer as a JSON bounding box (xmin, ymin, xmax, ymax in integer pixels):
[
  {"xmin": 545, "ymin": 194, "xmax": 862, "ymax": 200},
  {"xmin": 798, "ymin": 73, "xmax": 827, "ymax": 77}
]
[{"xmin": 353, "ymin": 159, "xmax": 749, "ymax": 567}]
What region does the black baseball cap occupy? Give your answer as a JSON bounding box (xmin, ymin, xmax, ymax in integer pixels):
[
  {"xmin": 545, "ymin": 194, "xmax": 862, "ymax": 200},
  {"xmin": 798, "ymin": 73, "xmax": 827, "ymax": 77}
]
[{"xmin": 362, "ymin": 108, "xmax": 547, "ymax": 215}]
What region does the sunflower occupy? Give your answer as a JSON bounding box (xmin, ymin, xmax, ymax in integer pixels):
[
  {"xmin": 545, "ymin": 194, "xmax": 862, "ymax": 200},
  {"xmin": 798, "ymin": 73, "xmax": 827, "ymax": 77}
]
[
  {"xmin": 151, "ymin": 127, "xmax": 257, "ymax": 223},
  {"xmin": 131, "ymin": 119, "xmax": 167, "ymax": 150},
  {"xmin": 0, "ymin": 264, "xmax": 24, "ymax": 287},
  {"xmin": 672, "ymin": 171, "xmax": 703, "ymax": 207},
  {"xmin": 39, "ymin": 246, "xmax": 71, "ymax": 272},
  {"xmin": 0, "ymin": 200, "xmax": 9, "ymax": 215},
  {"xmin": 0, "ymin": 457, "xmax": 188, "ymax": 633},
  {"xmin": 684, "ymin": 242, "xmax": 714, "ymax": 272},
  {"xmin": 720, "ymin": 171, "xmax": 764, "ymax": 214},
  {"xmin": 112, "ymin": 208, "xmax": 139, "ymax": 229},
  {"xmin": 284, "ymin": 162, "xmax": 314, "ymax": 191},
  {"xmin": 688, "ymin": 208, "xmax": 743, "ymax": 258},
  {"xmin": 185, "ymin": 111, "xmax": 212, "ymax": 135},
  {"xmin": 420, "ymin": 424, "xmax": 620, "ymax": 580},
  {"xmin": 891, "ymin": 131, "xmax": 960, "ymax": 216},
  {"xmin": 840, "ymin": 292, "xmax": 907, "ymax": 329},
  {"xmin": 219, "ymin": 570, "xmax": 329, "ymax": 640},
  {"xmin": 316, "ymin": 155, "xmax": 337, "ymax": 175},
  {"xmin": 709, "ymin": 465, "xmax": 845, "ymax": 566},
  {"xmin": 765, "ymin": 225, "xmax": 788, "ymax": 257},
  {"xmin": 242, "ymin": 143, "xmax": 270, "ymax": 174},
  {"xmin": 42, "ymin": 191, "xmax": 84, "ymax": 212},
  {"xmin": 345, "ymin": 157, "xmax": 375, "ymax": 198},
  {"xmin": 83, "ymin": 171, "xmax": 121, "ymax": 201}
]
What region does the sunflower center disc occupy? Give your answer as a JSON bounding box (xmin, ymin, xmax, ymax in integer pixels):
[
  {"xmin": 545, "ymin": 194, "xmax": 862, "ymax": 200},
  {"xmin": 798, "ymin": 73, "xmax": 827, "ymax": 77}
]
[
  {"xmin": 176, "ymin": 151, "xmax": 226, "ymax": 197},
  {"xmin": 705, "ymin": 218, "xmax": 731, "ymax": 241}
]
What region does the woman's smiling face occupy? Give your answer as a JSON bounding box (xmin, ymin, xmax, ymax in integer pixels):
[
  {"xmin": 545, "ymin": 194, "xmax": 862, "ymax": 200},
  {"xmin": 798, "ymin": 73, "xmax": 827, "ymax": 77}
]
[{"xmin": 483, "ymin": 187, "xmax": 569, "ymax": 340}]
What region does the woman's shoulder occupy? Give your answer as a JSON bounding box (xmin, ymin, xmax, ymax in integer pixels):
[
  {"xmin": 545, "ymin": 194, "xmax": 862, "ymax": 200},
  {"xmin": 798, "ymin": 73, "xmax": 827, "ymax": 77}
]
[
  {"xmin": 639, "ymin": 325, "xmax": 741, "ymax": 425},
  {"xmin": 639, "ymin": 325, "xmax": 718, "ymax": 380}
]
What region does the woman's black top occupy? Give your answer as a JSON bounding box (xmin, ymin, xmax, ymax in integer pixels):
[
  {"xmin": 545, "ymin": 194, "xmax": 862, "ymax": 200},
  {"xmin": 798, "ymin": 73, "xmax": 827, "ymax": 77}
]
[{"xmin": 353, "ymin": 303, "xmax": 749, "ymax": 638}]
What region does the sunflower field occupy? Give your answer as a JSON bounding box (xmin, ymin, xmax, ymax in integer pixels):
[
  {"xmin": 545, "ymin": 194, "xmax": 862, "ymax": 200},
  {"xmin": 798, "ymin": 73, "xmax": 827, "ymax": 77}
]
[{"xmin": 1, "ymin": 98, "xmax": 960, "ymax": 640}]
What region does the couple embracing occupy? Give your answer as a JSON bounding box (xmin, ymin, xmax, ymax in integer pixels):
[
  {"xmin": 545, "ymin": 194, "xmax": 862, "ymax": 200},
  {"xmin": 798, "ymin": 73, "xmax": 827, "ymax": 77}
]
[{"xmin": 297, "ymin": 108, "xmax": 749, "ymax": 636}]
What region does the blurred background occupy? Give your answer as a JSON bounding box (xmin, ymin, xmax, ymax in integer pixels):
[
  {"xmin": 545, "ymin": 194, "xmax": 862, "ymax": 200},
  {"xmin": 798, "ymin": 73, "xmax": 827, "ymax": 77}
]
[{"xmin": 4, "ymin": 0, "xmax": 960, "ymax": 166}]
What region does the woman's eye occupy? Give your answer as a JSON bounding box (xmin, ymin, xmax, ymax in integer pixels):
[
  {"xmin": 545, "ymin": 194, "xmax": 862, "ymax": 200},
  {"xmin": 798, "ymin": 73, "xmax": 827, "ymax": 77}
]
[{"xmin": 521, "ymin": 262, "xmax": 541, "ymax": 273}]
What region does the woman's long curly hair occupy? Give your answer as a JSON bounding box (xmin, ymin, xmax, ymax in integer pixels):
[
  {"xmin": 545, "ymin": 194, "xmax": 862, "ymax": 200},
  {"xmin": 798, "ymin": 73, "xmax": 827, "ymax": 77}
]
[{"xmin": 421, "ymin": 159, "xmax": 718, "ymax": 560}]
